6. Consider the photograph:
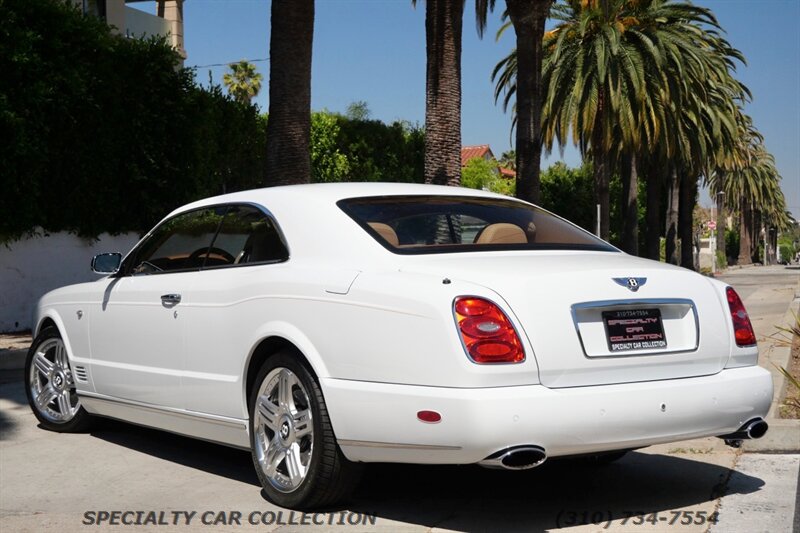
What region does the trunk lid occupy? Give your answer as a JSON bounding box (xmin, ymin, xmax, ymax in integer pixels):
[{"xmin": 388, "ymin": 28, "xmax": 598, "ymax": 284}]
[{"xmin": 402, "ymin": 251, "xmax": 731, "ymax": 388}]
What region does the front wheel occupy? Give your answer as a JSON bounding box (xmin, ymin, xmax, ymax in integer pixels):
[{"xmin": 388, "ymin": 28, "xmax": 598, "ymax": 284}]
[
  {"xmin": 25, "ymin": 326, "xmax": 91, "ymax": 432},
  {"xmin": 249, "ymin": 352, "xmax": 362, "ymax": 509}
]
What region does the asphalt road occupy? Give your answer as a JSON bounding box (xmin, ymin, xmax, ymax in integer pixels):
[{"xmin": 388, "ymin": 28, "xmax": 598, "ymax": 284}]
[{"xmin": 1, "ymin": 265, "xmax": 798, "ymax": 532}]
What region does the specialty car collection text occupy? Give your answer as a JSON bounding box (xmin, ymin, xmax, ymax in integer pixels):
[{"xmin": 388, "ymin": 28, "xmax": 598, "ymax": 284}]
[{"xmin": 82, "ymin": 510, "xmax": 377, "ymax": 527}]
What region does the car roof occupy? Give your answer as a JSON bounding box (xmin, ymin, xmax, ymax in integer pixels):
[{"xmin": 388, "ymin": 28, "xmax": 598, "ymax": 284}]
[
  {"xmin": 173, "ymin": 182, "xmax": 520, "ymax": 214},
  {"xmin": 165, "ymin": 183, "xmax": 527, "ymax": 266}
]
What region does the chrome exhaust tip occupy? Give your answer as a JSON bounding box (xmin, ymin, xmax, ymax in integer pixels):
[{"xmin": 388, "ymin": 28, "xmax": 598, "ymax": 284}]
[
  {"xmin": 718, "ymin": 418, "xmax": 769, "ymax": 448},
  {"xmin": 745, "ymin": 419, "xmax": 769, "ymax": 439},
  {"xmin": 479, "ymin": 445, "xmax": 547, "ymax": 470}
]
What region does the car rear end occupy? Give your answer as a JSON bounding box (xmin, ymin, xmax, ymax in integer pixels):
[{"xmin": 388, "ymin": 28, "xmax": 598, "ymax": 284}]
[{"xmin": 323, "ymin": 191, "xmax": 772, "ymax": 467}]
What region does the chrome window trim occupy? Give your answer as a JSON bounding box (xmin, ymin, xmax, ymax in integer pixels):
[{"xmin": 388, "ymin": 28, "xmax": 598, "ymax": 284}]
[{"xmin": 570, "ymin": 298, "xmax": 700, "ymax": 359}]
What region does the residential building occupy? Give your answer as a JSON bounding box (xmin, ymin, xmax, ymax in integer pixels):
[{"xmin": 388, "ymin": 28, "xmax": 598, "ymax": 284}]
[
  {"xmin": 461, "ymin": 145, "xmax": 516, "ymax": 179},
  {"xmin": 70, "ymin": 0, "xmax": 186, "ymax": 63}
]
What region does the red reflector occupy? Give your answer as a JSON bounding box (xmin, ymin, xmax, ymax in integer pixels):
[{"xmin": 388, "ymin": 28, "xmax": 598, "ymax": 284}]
[
  {"xmin": 453, "ymin": 297, "xmax": 524, "ymax": 364},
  {"xmin": 417, "ymin": 410, "xmax": 441, "ymax": 423},
  {"xmin": 726, "ymin": 287, "xmax": 757, "ymax": 347}
]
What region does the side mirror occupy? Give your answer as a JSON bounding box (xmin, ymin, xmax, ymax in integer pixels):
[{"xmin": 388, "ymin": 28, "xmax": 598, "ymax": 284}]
[{"xmin": 91, "ymin": 253, "xmax": 122, "ymax": 274}]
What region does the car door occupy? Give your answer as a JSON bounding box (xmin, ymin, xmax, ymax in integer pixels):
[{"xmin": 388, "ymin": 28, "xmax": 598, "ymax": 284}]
[
  {"xmin": 182, "ymin": 204, "xmax": 290, "ymax": 418},
  {"xmin": 88, "ymin": 207, "xmax": 227, "ymax": 408}
]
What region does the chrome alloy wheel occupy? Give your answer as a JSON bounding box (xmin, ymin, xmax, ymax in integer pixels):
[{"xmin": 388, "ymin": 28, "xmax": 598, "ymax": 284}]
[
  {"xmin": 28, "ymin": 337, "xmax": 80, "ymax": 423},
  {"xmin": 253, "ymin": 367, "xmax": 314, "ymax": 493}
]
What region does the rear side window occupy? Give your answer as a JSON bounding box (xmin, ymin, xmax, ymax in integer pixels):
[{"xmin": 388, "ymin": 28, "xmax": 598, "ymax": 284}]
[
  {"xmin": 338, "ymin": 195, "xmax": 615, "ymax": 254},
  {"xmin": 212, "ymin": 205, "xmax": 288, "ymax": 266}
]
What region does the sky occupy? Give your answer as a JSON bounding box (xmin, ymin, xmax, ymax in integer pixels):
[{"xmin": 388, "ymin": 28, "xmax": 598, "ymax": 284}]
[{"xmin": 132, "ymin": 0, "xmax": 800, "ymax": 218}]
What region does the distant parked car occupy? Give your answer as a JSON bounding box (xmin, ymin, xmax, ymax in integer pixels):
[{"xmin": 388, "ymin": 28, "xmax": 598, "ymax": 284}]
[{"xmin": 26, "ymin": 183, "xmax": 771, "ymax": 508}]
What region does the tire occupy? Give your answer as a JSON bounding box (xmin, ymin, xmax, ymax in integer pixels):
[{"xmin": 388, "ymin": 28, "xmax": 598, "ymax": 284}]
[
  {"xmin": 249, "ymin": 351, "xmax": 362, "ymax": 509},
  {"xmin": 25, "ymin": 325, "xmax": 92, "ymax": 432}
]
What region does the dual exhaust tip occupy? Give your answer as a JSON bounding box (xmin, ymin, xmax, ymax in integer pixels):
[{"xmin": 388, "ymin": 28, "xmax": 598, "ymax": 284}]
[
  {"xmin": 479, "ymin": 418, "xmax": 770, "ymax": 467},
  {"xmin": 479, "ymin": 445, "xmax": 547, "ymax": 470}
]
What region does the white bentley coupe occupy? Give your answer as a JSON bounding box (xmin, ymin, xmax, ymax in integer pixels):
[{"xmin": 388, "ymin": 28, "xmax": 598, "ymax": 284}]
[{"xmin": 26, "ymin": 183, "xmax": 771, "ymax": 508}]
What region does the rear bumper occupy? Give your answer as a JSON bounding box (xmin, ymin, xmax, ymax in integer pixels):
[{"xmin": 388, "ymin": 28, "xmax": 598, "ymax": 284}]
[{"xmin": 322, "ymin": 365, "xmax": 772, "ymax": 464}]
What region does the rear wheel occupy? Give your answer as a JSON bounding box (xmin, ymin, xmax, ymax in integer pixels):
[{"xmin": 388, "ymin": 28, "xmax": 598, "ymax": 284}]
[
  {"xmin": 25, "ymin": 326, "xmax": 91, "ymax": 432},
  {"xmin": 249, "ymin": 352, "xmax": 362, "ymax": 508}
]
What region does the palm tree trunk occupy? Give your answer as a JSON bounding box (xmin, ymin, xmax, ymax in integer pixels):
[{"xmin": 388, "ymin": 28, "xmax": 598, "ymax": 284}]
[
  {"xmin": 423, "ymin": 0, "xmax": 463, "ymax": 186},
  {"xmin": 664, "ymin": 166, "xmax": 679, "ymax": 265},
  {"xmin": 591, "ymin": 92, "xmax": 610, "ymax": 241},
  {"xmin": 679, "ymin": 171, "xmax": 697, "ymax": 270},
  {"xmin": 592, "ymin": 144, "xmax": 610, "ymax": 241},
  {"xmin": 621, "ymin": 153, "xmax": 638, "ymax": 255},
  {"xmin": 738, "ymin": 202, "xmax": 753, "ymax": 265},
  {"xmin": 770, "ymin": 226, "xmax": 778, "ymax": 264},
  {"xmin": 265, "ymin": 0, "xmax": 314, "ymax": 186},
  {"xmin": 645, "ymin": 161, "xmax": 663, "ymax": 260},
  {"xmin": 507, "ymin": 0, "xmax": 551, "ymax": 204},
  {"xmin": 752, "ymin": 209, "xmax": 762, "ymax": 263},
  {"xmin": 715, "ymin": 189, "xmax": 725, "ymax": 259}
]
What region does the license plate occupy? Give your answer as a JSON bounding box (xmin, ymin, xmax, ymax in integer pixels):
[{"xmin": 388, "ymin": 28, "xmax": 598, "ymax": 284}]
[{"xmin": 602, "ymin": 308, "xmax": 667, "ymax": 352}]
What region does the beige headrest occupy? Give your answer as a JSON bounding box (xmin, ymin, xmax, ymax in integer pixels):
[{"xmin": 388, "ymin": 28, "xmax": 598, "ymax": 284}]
[
  {"xmin": 367, "ymin": 222, "xmax": 399, "ymax": 247},
  {"xmin": 475, "ymin": 223, "xmax": 527, "ymax": 244}
]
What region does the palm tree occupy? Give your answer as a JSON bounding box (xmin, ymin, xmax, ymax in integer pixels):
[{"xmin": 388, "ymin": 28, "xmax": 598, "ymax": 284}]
[
  {"xmin": 496, "ymin": 0, "xmax": 661, "ymax": 240},
  {"xmin": 222, "ymin": 60, "xmax": 263, "ymax": 104},
  {"xmin": 504, "ymin": 0, "xmax": 553, "ymax": 204},
  {"xmin": 265, "ymin": 0, "xmax": 314, "ymax": 186},
  {"xmin": 499, "ymin": 149, "xmax": 516, "ymax": 170},
  {"xmin": 494, "ymin": 0, "xmax": 746, "ymax": 258},
  {"xmin": 412, "ymin": 0, "xmax": 497, "ymax": 186},
  {"xmin": 711, "ymin": 133, "xmax": 788, "ymax": 266},
  {"xmin": 413, "ymin": 0, "xmax": 465, "ymax": 186}
]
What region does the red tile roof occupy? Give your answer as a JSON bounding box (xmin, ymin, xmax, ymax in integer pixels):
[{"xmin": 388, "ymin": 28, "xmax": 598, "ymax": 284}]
[
  {"xmin": 461, "ymin": 145, "xmax": 493, "ymax": 167},
  {"xmin": 499, "ymin": 167, "xmax": 516, "ymax": 179}
]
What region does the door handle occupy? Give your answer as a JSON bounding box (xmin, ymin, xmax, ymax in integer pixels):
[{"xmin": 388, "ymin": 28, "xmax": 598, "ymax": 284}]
[{"xmin": 160, "ymin": 293, "xmax": 182, "ymax": 306}]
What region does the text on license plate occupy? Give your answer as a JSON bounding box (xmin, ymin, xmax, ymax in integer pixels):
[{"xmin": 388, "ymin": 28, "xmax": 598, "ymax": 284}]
[{"xmin": 602, "ymin": 308, "xmax": 667, "ymax": 352}]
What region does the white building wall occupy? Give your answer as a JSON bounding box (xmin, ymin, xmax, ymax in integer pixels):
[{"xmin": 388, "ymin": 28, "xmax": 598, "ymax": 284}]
[
  {"xmin": 0, "ymin": 232, "xmax": 140, "ymax": 332},
  {"xmin": 124, "ymin": 6, "xmax": 171, "ymax": 40}
]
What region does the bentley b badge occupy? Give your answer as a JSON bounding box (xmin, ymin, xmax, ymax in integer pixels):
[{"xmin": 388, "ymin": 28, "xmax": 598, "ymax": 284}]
[{"xmin": 613, "ymin": 277, "xmax": 647, "ymax": 292}]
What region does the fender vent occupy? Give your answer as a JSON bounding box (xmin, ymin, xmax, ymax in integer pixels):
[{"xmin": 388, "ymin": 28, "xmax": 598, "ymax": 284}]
[{"xmin": 73, "ymin": 366, "xmax": 88, "ymax": 383}]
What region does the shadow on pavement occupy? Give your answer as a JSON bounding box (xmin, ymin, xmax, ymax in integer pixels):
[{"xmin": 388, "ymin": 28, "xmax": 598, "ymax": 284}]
[
  {"xmin": 91, "ymin": 420, "xmax": 259, "ymax": 487},
  {"xmin": 347, "ymin": 454, "xmax": 763, "ymax": 531},
  {"xmin": 0, "ymin": 369, "xmax": 25, "ymax": 440},
  {"xmin": 3, "ymin": 368, "xmax": 765, "ymax": 530},
  {"xmin": 85, "ymin": 416, "xmax": 763, "ymax": 531}
]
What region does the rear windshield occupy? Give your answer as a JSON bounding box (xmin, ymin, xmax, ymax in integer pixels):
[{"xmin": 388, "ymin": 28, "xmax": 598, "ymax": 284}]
[{"xmin": 338, "ymin": 195, "xmax": 616, "ymax": 254}]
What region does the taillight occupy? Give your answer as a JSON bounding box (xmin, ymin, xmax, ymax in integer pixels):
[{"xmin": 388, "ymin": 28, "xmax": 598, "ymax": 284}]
[
  {"xmin": 453, "ymin": 296, "xmax": 524, "ymax": 363},
  {"xmin": 726, "ymin": 287, "xmax": 757, "ymax": 347}
]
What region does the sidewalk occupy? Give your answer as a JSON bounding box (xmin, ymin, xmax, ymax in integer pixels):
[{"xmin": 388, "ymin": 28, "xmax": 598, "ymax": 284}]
[{"xmin": 717, "ymin": 265, "xmax": 800, "ymax": 453}]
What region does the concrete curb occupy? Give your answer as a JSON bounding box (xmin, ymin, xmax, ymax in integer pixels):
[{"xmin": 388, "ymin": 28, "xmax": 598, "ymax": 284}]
[
  {"xmin": 745, "ymin": 280, "xmax": 800, "ymax": 454},
  {"xmin": 743, "ymin": 419, "xmax": 800, "ymax": 453},
  {"xmin": 765, "ymin": 297, "xmax": 799, "ymax": 419}
]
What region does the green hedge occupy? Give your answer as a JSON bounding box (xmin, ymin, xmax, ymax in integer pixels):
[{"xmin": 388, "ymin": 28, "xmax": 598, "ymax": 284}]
[{"xmin": 0, "ymin": 0, "xmax": 266, "ymax": 241}]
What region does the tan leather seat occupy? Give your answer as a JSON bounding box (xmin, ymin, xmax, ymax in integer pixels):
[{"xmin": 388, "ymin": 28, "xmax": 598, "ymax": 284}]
[
  {"xmin": 235, "ymin": 229, "xmax": 287, "ymax": 264},
  {"xmin": 368, "ymin": 222, "xmax": 399, "ymax": 247},
  {"xmin": 474, "ymin": 223, "xmax": 528, "ymax": 244}
]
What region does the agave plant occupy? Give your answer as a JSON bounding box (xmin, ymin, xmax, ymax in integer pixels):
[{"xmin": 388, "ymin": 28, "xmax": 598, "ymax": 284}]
[
  {"xmin": 771, "ymin": 311, "xmax": 800, "ymax": 412},
  {"xmin": 771, "ymin": 311, "xmax": 800, "ymax": 347}
]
